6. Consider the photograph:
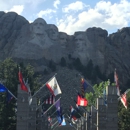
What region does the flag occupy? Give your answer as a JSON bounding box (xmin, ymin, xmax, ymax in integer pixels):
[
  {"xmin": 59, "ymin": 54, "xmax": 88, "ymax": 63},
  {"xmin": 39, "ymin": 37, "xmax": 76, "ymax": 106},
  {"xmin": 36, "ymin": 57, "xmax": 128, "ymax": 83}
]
[
  {"xmin": 81, "ymin": 78, "xmax": 88, "ymax": 91},
  {"xmin": 120, "ymin": 93, "xmax": 128, "ymax": 109},
  {"xmin": 46, "ymin": 76, "xmax": 62, "ymax": 96},
  {"xmin": 0, "ymin": 84, "xmax": 15, "ymax": 103},
  {"xmin": 55, "ymin": 98, "xmax": 60, "ymax": 111},
  {"xmin": 60, "ymin": 115, "xmax": 66, "ymax": 126},
  {"xmin": 45, "ymin": 95, "xmax": 55, "ymax": 104},
  {"xmin": 18, "ymin": 70, "xmax": 28, "ymax": 92},
  {"xmin": 0, "ymin": 83, "xmax": 7, "ymax": 92},
  {"xmin": 81, "ymin": 78, "xmax": 88, "ymax": 97},
  {"xmin": 77, "ymin": 93, "xmax": 88, "ymax": 106},
  {"xmin": 103, "ymin": 88, "xmax": 107, "ymax": 106},
  {"xmin": 70, "ymin": 106, "xmax": 78, "ymax": 121},
  {"xmin": 43, "ymin": 97, "xmax": 61, "ymax": 115},
  {"xmin": 114, "ymin": 69, "xmax": 120, "ymax": 96},
  {"xmin": 25, "ymin": 81, "xmax": 32, "ymax": 105}
]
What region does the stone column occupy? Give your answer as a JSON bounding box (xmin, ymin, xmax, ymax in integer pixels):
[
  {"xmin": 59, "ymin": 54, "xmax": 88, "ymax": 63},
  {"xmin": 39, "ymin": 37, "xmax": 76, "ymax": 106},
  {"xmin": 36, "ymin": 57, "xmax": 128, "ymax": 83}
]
[
  {"xmin": 106, "ymin": 85, "xmax": 118, "ymax": 130},
  {"xmin": 28, "ymin": 97, "xmax": 36, "ymax": 130},
  {"xmin": 16, "ymin": 85, "xmax": 29, "ymax": 130},
  {"xmin": 97, "ymin": 98, "xmax": 106, "ymax": 130},
  {"xmin": 91, "ymin": 106, "xmax": 97, "ymax": 130}
]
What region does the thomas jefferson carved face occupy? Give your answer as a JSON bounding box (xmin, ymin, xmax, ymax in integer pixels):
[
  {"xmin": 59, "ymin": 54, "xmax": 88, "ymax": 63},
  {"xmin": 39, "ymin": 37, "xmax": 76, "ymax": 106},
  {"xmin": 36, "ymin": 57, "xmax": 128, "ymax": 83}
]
[
  {"xmin": 32, "ymin": 18, "xmax": 46, "ymax": 35},
  {"xmin": 47, "ymin": 24, "xmax": 59, "ymax": 41}
]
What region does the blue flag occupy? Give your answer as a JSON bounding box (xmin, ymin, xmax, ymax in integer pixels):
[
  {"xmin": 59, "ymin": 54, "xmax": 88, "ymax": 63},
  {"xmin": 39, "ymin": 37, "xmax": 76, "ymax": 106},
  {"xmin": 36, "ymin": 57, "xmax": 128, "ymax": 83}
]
[
  {"xmin": 7, "ymin": 90, "xmax": 14, "ymax": 103},
  {"xmin": 0, "ymin": 83, "xmax": 7, "ymax": 92},
  {"xmin": 103, "ymin": 88, "xmax": 107, "ymax": 106},
  {"xmin": 0, "ymin": 83, "xmax": 14, "ymax": 103},
  {"xmin": 61, "ymin": 115, "xmax": 66, "ymax": 126}
]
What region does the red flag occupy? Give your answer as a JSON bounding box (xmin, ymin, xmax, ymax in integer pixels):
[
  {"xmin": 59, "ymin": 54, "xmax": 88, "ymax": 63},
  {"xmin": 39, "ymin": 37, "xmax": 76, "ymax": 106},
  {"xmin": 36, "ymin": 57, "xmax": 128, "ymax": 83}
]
[
  {"xmin": 77, "ymin": 94, "xmax": 88, "ymax": 106},
  {"xmin": 121, "ymin": 93, "xmax": 128, "ymax": 109},
  {"xmin": 18, "ymin": 71, "xmax": 28, "ymax": 92}
]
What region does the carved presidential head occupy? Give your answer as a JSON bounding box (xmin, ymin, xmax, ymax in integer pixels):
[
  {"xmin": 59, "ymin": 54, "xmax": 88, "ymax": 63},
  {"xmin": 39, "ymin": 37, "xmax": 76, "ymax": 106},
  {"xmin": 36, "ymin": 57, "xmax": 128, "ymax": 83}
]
[
  {"xmin": 74, "ymin": 32, "xmax": 87, "ymax": 51},
  {"xmin": 47, "ymin": 24, "xmax": 59, "ymax": 41},
  {"xmin": 31, "ymin": 18, "xmax": 47, "ymax": 35},
  {"xmin": 59, "ymin": 32, "xmax": 68, "ymax": 48}
]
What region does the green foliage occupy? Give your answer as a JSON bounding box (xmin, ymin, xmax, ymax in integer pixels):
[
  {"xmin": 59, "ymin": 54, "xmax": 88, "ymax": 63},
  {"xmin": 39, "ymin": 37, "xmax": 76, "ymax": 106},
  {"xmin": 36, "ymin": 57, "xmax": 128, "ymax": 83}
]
[
  {"xmin": 118, "ymin": 91, "xmax": 130, "ymax": 130},
  {"xmin": 85, "ymin": 80, "xmax": 110, "ymax": 109},
  {"xmin": 0, "ymin": 58, "xmax": 41, "ymax": 130}
]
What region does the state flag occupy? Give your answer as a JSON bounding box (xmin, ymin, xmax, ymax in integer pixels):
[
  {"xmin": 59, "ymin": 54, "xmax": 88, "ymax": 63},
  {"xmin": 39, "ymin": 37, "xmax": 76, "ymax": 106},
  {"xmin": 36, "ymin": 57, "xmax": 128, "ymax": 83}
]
[
  {"xmin": 46, "ymin": 76, "xmax": 62, "ymax": 96},
  {"xmin": 77, "ymin": 93, "xmax": 88, "ymax": 106}
]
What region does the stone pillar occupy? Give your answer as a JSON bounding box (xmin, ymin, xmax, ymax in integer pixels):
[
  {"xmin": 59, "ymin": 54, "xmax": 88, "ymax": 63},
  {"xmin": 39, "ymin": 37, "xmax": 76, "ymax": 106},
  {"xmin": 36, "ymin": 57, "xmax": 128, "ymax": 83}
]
[
  {"xmin": 91, "ymin": 106, "xmax": 97, "ymax": 130},
  {"xmin": 16, "ymin": 85, "xmax": 29, "ymax": 130},
  {"xmin": 106, "ymin": 85, "xmax": 118, "ymax": 130},
  {"xmin": 28, "ymin": 97, "xmax": 36, "ymax": 130},
  {"xmin": 97, "ymin": 98, "xmax": 106, "ymax": 130}
]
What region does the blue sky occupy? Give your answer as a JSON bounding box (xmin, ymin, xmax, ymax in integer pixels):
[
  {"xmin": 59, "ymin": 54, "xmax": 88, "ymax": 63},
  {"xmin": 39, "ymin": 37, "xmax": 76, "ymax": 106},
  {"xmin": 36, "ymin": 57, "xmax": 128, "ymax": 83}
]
[{"xmin": 0, "ymin": 0, "xmax": 130, "ymax": 35}]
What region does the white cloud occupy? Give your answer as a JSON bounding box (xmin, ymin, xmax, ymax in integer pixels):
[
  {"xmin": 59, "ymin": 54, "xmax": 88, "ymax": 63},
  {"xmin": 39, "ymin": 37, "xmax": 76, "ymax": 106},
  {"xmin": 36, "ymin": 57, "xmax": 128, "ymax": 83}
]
[
  {"xmin": 0, "ymin": 0, "xmax": 45, "ymax": 12},
  {"xmin": 53, "ymin": 0, "xmax": 60, "ymax": 9},
  {"xmin": 57, "ymin": 0, "xmax": 130, "ymax": 35},
  {"xmin": 7, "ymin": 5, "xmax": 24, "ymax": 15},
  {"xmin": 62, "ymin": 1, "xmax": 88, "ymax": 13},
  {"xmin": 37, "ymin": 9, "xmax": 56, "ymax": 17}
]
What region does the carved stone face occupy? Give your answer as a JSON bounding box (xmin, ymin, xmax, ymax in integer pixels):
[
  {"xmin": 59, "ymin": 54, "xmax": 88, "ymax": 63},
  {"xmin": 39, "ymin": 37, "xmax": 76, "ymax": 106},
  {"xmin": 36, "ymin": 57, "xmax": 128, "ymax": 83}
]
[
  {"xmin": 59, "ymin": 32, "xmax": 68, "ymax": 48},
  {"xmin": 75, "ymin": 34, "xmax": 86, "ymax": 51},
  {"xmin": 47, "ymin": 25, "xmax": 59, "ymax": 41},
  {"xmin": 32, "ymin": 18, "xmax": 46, "ymax": 35}
]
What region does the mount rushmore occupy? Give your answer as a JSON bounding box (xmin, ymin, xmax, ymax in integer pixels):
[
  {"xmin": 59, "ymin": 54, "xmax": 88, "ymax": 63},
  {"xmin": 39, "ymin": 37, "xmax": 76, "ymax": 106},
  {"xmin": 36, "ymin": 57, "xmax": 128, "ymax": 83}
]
[{"xmin": 0, "ymin": 11, "xmax": 130, "ymax": 89}]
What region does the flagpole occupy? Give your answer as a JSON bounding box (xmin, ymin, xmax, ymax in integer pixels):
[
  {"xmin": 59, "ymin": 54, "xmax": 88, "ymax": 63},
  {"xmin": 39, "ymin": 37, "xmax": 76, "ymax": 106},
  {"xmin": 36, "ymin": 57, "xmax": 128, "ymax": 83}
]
[
  {"xmin": 36, "ymin": 94, "xmax": 54, "ymax": 110},
  {"xmin": 66, "ymin": 114, "xmax": 77, "ymax": 128},
  {"xmin": 44, "ymin": 97, "xmax": 61, "ymax": 115},
  {"xmin": 53, "ymin": 121, "xmax": 59, "ymax": 130},
  {"xmin": 7, "ymin": 89, "xmax": 17, "ymax": 100},
  {"xmin": 0, "ymin": 83, "xmax": 17, "ymax": 100},
  {"xmin": 36, "ymin": 101, "xmax": 45, "ymax": 110},
  {"xmin": 32, "ymin": 73, "xmax": 57, "ymax": 97}
]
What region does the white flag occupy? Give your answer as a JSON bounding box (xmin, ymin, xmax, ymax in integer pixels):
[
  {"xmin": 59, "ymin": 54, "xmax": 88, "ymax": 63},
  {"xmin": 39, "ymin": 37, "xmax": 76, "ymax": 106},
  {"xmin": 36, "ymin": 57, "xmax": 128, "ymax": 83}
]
[{"xmin": 46, "ymin": 76, "xmax": 62, "ymax": 96}]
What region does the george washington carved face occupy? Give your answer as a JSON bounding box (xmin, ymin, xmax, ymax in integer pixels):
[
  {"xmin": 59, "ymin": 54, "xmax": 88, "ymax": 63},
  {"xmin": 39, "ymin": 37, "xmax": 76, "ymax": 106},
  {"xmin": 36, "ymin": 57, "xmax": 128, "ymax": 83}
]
[{"xmin": 32, "ymin": 18, "xmax": 47, "ymax": 35}]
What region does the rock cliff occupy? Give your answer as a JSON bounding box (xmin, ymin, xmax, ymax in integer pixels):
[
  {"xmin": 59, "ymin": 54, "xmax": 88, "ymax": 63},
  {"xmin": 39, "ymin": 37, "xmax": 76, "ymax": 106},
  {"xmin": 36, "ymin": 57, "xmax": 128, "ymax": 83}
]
[{"xmin": 0, "ymin": 11, "xmax": 130, "ymax": 91}]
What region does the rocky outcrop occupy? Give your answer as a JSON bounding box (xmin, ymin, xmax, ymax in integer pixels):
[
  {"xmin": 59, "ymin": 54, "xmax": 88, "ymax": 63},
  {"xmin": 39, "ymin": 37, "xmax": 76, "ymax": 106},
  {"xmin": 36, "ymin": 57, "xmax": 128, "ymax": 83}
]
[
  {"xmin": 0, "ymin": 11, "xmax": 130, "ymax": 90},
  {"xmin": 0, "ymin": 11, "xmax": 29, "ymax": 59}
]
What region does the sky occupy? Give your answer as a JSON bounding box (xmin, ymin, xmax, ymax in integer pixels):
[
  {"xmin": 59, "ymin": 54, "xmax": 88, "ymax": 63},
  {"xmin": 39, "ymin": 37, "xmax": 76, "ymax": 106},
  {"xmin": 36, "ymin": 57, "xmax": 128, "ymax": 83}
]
[{"xmin": 0, "ymin": 0, "xmax": 130, "ymax": 35}]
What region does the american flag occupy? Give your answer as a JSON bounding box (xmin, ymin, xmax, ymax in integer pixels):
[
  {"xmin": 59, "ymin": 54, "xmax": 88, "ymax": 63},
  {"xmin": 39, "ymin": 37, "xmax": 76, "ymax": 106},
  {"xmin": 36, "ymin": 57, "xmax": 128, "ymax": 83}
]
[{"xmin": 45, "ymin": 95, "xmax": 55, "ymax": 104}]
